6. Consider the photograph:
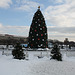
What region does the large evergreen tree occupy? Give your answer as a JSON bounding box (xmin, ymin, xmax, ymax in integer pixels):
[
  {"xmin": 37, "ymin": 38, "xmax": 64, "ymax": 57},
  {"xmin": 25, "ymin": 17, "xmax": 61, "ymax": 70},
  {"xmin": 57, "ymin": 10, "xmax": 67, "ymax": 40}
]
[{"xmin": 28, "ymin": 6, "xmax": 48, "ymax": 49}]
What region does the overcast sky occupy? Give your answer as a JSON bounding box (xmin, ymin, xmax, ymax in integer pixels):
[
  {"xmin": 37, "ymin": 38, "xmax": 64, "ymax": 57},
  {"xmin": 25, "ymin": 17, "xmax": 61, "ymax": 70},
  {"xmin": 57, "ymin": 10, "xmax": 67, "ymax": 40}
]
[{"xmin": 0, "ymin": 0, "xmax": 75, "ymax": 41}]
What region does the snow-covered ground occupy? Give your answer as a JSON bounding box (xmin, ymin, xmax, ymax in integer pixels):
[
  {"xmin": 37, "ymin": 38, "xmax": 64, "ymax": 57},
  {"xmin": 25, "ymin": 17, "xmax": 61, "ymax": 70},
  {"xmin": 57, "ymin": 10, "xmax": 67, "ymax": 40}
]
[{"xmin": 0, "ymin": 50, "xmax": 75, "ymax": 75}]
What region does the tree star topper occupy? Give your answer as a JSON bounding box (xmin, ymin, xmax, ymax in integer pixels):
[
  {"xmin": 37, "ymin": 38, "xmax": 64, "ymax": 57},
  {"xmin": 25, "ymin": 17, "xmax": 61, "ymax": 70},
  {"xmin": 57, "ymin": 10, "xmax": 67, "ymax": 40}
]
[{"xmin": 38, "ymin": 6, "xmax": 40, "ymax": 9}]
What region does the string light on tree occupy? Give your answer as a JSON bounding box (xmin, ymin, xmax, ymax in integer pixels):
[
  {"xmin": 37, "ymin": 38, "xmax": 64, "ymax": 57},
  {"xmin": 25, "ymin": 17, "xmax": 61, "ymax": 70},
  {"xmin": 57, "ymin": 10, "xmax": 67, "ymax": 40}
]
[
  {"xmin": 36, "ymin": 34, "xmax": 38, "ymax": 36},
  {"xmin": 35, "ymin": 22, "xmax": 37, "ymax": 23},
  {"xmin": 38, "ymin": 14, "xmax": 40, "ymax": 15},
  {"xmin": 41, "ymin": 44, "xmax": 43, "ymax": 46},
  {"xmin": 45, "ymin": 33, "xmax": 46, "ymax": 35},
  {"xmin": 40, "ymin": 28, "xmax": 42, "ymax": 30},
  {"xmin": 39, "ymin": 24, "xmax": 40, "ymax": 26},
  {"xmin": 42, "ymin": 39, "xmax": 44, "ymax": 41},
  {"xmin": 32, "ymin": 39, "xmax": 34, "ymax": 41},
  {"xmin": 38, "ymin": 19, "xmax": 40, "ymax": 21},
  {"xmin": 31, "ymin": 32, "xmax": 32, "ymax": 34}
]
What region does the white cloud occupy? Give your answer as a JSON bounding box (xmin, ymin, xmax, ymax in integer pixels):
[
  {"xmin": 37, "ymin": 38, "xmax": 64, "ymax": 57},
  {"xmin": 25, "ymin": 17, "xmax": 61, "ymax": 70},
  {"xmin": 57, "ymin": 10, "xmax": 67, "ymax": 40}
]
[
  {"xmin": 44, "ymin": 0, "xmax": 75, "ymax": 27},
  {"xmin": 49, "ymin": 0, "xmax": 64, "ymax": 4},
  {"xmin": 0, "ymin": 0, "xmax": 12, "ymax": 8},
  {"xmin": 0, "ymin": 23, "xmax": 3, "ymax": 27},
  {"xmin": 0, "ymin": 23, "xmax": 75, "ymax": 41},
  {"xmin": 55, "ymin": 0, "xmax": 63, "ymax": 3},
  {"xmin": 15, "ymin": 0, "xmax": 44, "ymax": 12},
  {"xmin": 0, "ymin": 24, "xmax": 29, "ymax": 37},
  {"xmin": 47, "ymin": 26, "xmax": 75, "ymax": 41}
]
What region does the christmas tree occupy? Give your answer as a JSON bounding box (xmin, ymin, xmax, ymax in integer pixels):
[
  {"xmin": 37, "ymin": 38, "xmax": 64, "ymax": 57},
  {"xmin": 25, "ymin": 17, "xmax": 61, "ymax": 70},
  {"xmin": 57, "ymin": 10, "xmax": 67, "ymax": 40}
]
[
  {"xmin": 28, "ymin": 6, "xmax": 48, "ymax": 49},
  {"xmin": 12, "ymin": 42, "xmax": 25, "ymax": 60},
  {"xmin": 50, "ymin": 44, "xmax": 62, "ymax": 61}
]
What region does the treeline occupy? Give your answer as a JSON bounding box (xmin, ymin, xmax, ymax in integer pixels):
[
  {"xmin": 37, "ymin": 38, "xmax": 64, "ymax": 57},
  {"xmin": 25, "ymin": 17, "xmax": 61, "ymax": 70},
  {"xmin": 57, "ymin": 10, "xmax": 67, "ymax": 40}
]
[
  {"xmin": 48, "ymin": 38, "xmax": 75, "ymax": 47},
  {"xmin": 0, "ymin": 37, "xmax": 28, "ymax": 45}
]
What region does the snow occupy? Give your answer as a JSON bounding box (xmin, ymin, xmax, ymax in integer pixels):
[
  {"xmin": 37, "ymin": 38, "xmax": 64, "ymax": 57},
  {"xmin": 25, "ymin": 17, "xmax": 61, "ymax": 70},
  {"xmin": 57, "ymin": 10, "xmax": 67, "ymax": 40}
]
[{"xmin": 0, "ymin": 50, "xmax": 75, "ymax": 75}]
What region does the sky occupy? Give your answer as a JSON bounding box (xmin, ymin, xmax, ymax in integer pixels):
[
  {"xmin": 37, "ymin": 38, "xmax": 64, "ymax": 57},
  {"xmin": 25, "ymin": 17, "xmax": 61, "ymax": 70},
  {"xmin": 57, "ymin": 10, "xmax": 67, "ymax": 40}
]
[{"xmin": 0, "ymin": 0, "xmax": 75, "ymax": 41}]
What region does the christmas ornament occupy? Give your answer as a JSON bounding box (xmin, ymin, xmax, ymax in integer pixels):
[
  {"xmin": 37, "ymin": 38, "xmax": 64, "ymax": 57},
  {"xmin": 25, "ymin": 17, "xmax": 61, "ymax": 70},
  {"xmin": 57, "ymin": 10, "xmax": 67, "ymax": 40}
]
[
  {"xmin": 38, "ymin": 38, "xmax": 40, "ymax": 40},
  {"xmin": 41, "ymin": 34, "xmax": 43, "ymax": 36},
  {"xmin": 35, "ymin": 30, "xmax": 37, "ymax": 32}
]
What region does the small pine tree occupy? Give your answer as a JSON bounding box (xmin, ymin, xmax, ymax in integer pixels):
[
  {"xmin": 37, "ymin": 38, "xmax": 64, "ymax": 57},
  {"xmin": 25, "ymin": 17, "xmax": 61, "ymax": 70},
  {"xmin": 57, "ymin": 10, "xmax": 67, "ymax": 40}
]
[
  {"xmin": 12, "ymin": 43, "xmax": 25, "ymax": 60},
  {"xmin": 50, "ymin": 44, "xmax": 62, "ymax": 61}
]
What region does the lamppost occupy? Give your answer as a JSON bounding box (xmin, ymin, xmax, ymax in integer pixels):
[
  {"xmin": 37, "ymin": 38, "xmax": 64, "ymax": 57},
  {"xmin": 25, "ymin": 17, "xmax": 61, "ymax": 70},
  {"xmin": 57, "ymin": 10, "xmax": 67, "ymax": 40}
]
[
  {"xmin": 6, "ymin": 37, "xmax": 10, "ymax": 56},
  {"xmin": 64, "ymin": 38, "xmax": 69, "ymax": 51}
]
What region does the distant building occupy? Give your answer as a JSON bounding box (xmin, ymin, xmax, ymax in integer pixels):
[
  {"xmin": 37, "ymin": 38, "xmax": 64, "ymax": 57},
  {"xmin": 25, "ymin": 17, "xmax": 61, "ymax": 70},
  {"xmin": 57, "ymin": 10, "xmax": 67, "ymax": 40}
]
[{"xmin": 0, "ymin": 34, "xmax": 28, "ymax": 45}]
